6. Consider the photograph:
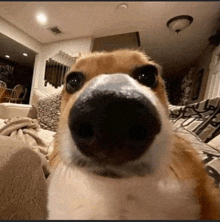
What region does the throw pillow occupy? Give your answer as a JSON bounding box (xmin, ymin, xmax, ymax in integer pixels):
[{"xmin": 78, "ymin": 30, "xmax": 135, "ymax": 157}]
[
  {"xmin": 169, "ymin": 97, "xmax": 220, "ymax": 143},
  {"xmin": 31, "ymin": 88, "xmax": 50, "ymax": 109},
  {"xmin": 37, "ymin": 93, "xmax": 61, "ymax": 132}
]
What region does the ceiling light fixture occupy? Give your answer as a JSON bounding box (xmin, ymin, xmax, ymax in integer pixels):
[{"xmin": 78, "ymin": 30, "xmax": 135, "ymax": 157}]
[
  {"xmin": 36, "ymin": 13, "xmax": 47, "ymax": 24},
  {"xmin": 167, "ymin": 15, "xmax": 193, "ymax": 33},
  {"xmin": 23, "ymin": 53, "xmax": 28, "ymax": 56},
  {"xmin": 5, "ymin": 55, "xmax": 10, "ymax": 58},
  {"xmin": 117, "ymin": 3, "xmax": 128, "ymax": 10}
]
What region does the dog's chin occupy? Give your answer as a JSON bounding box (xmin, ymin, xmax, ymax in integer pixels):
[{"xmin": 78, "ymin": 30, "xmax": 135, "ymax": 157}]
[
  {"xmin": 76, "ymin": 160, "xmax": 152, "ymax": 179},
  {"xmin": 62, "ymin": 148, "xmax": 155, "ymax": 179}
]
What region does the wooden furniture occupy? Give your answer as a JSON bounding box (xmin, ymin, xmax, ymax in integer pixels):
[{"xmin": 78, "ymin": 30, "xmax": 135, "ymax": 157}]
[
  {"xmin": 5, "ymin": 84, "xmax": 26, "ymax": 103},
  {"xmin": 0, "ymin": 80, "xmax": 7, "ymax": 102},
  {"xmin": 15, "ymin": 87, "xmax": 27, "ymax": 103}
]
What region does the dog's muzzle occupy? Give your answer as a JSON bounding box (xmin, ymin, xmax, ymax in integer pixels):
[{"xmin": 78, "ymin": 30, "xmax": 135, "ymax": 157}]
[{"xmin": 68, "ymin": 74, "xmax": 161, "ymax": 165}]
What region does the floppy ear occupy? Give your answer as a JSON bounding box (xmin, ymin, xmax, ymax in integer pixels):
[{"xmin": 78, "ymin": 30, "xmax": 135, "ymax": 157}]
[{"xmin": 77, "ymin": 52, "xmax": 90, "ymax": 60}]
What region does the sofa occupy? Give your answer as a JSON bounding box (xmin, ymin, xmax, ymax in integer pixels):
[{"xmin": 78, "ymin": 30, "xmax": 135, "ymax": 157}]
[
  {"xmin": 169, "ymin": 97, "xmax": 220, "ymax": 188},
  {"xmin": 0, "ymin": 92, "xmax": 219, "ymax": 219},
  {"xmin": 0, "ymin": 90, "xmax": 60, "ymax": 219}
]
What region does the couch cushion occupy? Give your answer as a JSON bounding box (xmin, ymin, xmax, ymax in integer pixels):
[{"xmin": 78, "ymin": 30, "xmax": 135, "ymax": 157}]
[
  {"xmin": 0, "ymin": 103, "xmax": 37, "ymax": 119},
  {"xmin": 207, "ymin": 135, "xmax": 220, "ymax": 151},
  {"xmin": 37, "ymin": 93, "xmax": 61, "ymax": 132},
  {"xmin": 31, "ymin": 88, "xmax": 50, "ymax": 109}
]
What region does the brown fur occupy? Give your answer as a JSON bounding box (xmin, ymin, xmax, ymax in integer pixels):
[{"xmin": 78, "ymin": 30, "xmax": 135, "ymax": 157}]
[
  {"xmin": 170, "ymin": 135, "xmax": 219, "ymax": 219},
  {"xmin": 49, "ymin": 49, "xmax": 219, "ymax": 219}
]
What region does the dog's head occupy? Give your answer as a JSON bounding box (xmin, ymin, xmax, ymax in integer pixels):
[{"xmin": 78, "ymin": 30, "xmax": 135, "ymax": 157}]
[{"xmin": 51, "ymin": 49, "xmax": 173, "ymax": 178}]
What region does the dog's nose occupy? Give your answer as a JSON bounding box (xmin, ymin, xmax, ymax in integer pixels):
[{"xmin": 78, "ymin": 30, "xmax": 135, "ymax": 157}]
[{"xmin": 68, "ymin": 90, "xmax": 161, "ymax": 164}]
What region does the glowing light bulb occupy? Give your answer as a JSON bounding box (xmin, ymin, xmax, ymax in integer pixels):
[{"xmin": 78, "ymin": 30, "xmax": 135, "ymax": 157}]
[{"xmin": 36, "ymin": 13, "xmax": 47, "ymax": 24}]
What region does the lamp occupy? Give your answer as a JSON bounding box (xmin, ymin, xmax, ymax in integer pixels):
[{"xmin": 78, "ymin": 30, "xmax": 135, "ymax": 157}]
[{"xmin": 167, "ymin": 15, "xmax": 193, "ymax": 33}]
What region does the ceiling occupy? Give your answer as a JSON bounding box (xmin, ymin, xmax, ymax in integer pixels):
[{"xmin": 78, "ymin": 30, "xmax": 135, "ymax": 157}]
[{"xmin": 0, "ymin": 2, "xmax": 219, "ymax": 76}]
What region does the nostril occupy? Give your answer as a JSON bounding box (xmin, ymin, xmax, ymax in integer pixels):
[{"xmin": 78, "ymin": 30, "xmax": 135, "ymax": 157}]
[
  {"xmin": 129, "ymin": 124, "xmax": 148, "ymax": 141},
  {"xmin": 77, "ymin": 123, "xmax": 94, "ymax": 139}
]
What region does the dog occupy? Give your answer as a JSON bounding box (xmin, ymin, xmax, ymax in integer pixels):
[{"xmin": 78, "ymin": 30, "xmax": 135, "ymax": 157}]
[{"xmin": 47, "ymin": 49, "xmax": 219, "ymax": 219}]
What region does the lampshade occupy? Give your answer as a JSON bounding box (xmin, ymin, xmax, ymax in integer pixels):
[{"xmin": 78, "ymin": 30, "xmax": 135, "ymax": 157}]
[{"xmin": 167, "ymin": 15, "xmax": 193, "ymax": 33}]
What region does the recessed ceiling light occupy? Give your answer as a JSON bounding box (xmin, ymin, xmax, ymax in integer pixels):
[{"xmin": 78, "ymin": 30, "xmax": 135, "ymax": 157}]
[
  {"xmin": 36, "ymin": 13, "xmax": 47, "ymax": 24},
  {"xmin": 23, "ymin": 53, "xmax": 28, "ymax": 57},
  {"xmin": 5, "ymin": 55, "xmax": 10, "ymax": 58}
]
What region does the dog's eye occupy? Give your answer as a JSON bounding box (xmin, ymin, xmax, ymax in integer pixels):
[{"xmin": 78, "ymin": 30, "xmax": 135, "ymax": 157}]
[
  {"xmin": 66, "ymin": 72, "xmax": 85, "ymax": 93},
  {"xmin": 133, "ymin": 65, "xmax": 158, "ymax": 88}
]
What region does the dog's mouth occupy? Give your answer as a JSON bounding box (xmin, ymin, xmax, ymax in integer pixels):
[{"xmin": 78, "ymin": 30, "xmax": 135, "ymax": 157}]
[
  {"xmin": 95, "ymin": 170, "xmax": 123, "ymax": 178},
  {"xmin": 70, "ymin": 147, "xmax": 155, "ymax": 179},
  {"xmin": 68, "ymin": 155, "xmax": 124, "ymax": 178},
  {"xmin": 92, "ymin": 161, "xmax": 153, "ymax": 178}
]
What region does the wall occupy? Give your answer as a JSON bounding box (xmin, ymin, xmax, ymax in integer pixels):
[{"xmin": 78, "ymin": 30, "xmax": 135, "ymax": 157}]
[
  {"xmin": 92, "ymin": 32, "xmax": 140, "ymax": 52},
  {"xmin": 164, "ymin": 67, "xmax": 191, "ymax": 105},
  {"xmin": 203, "ymin": 45, "xmax": 220, "ymax": 99},
  {"xmin": 164, "ymin": 44, "xmax": 215, "ymax": 105},
  {"xmin": 188, "ymin": 44, "xmax": 215, "ymax": 103}
]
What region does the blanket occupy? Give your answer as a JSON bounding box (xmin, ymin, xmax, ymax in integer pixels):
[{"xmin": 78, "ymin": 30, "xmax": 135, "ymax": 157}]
[
  {"xmin": 0, "ymin": 135, "xmax": 48, "ymax": 219},
  {"xmin": 0, "ymin": 117, "xmax": 50, "ymax": 177}
]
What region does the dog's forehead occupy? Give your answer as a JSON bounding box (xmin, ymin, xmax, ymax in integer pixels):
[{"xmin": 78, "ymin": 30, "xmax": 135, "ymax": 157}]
[{"xmin": 72, "ymin": 50, "xmax": 156, "ymax": 78}]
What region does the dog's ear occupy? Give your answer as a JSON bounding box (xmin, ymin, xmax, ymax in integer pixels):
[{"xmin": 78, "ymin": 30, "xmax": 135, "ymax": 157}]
[{"xmin": 77, "ymin": 52, "xmax": 91, "ymax": 60}]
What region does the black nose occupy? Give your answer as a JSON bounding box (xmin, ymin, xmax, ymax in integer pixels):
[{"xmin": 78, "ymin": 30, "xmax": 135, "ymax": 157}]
[{"xmin": 68, "ymin": 90, "xmax": 161, "ymax": 164}]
